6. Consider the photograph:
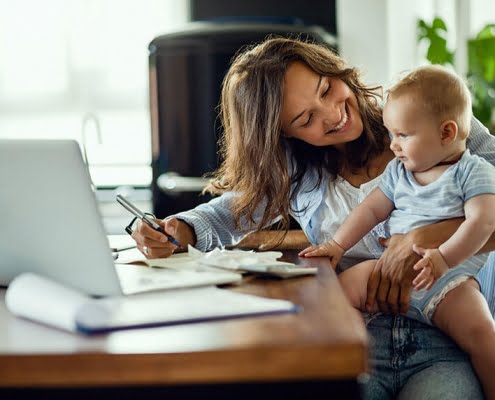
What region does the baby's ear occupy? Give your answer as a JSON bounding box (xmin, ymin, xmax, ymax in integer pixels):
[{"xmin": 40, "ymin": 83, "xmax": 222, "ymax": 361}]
[{"xmin": 440, "ymin": 120, "xmax": 458, "ymax": 144}]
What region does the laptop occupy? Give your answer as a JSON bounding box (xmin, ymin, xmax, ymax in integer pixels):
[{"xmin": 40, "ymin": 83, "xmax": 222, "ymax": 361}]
[{"xmin": 0, "ymin": 140, "xmax": 241, "ymax": 296}]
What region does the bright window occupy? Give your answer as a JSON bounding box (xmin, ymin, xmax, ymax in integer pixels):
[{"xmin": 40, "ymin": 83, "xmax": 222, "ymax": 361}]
[{"xmin": 0, "ymin": 0, "xmax": 189, "ymax": 187}]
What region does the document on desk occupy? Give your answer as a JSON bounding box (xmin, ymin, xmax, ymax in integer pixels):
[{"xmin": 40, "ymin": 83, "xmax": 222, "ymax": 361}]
[
  {"xmin": 5, "ymin": 273, "xmax": 300, "ymax": 334},
  {"xmin": 128, "ymin": 246, "xmax": 318, "ymax": 279},
  {"xmin": 107, "ymin": 234, "xmax": 137, "ymax": 252}
]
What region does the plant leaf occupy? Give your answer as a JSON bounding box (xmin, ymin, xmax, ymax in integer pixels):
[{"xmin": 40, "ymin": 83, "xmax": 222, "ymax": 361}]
[
  {"xmin": 468, "ymin": 37, "xmax": 495, "ymax": 82},
  {"xmin": 476, "ymin": 24, "xmax": 495, "ymax": 40},
  {"xmin": 417, "ymin": 17, "xmax": 454, "ymax": 66},
  {"xmin": 432, "ymin": 17, "xmax": 448, "ymax": 31}
]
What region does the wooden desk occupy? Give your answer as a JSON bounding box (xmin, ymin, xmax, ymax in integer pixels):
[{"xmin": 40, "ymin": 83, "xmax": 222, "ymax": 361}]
[{"xmin": 0, "ymin": 251, "xmax": 368, "ymax": 398}]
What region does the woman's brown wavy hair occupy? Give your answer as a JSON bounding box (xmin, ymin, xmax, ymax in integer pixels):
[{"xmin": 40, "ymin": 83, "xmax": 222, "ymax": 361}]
[{"xmin": 208, "ymin": 37, "xmax": 388, "ymax": 234}]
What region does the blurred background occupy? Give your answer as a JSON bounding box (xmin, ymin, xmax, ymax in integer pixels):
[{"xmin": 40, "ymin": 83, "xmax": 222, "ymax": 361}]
[{"xmin": 0, "ymin": 0, "xmax": 493, "ymax": 234}]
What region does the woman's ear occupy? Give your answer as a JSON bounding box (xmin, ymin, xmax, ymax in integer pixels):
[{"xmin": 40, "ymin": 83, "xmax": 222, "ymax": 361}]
[{"xmin": 439, "ymin": 120, "xmax": 458, "ymax": 144}]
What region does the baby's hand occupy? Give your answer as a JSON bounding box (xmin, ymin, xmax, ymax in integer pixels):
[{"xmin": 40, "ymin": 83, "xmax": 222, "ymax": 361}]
[
  {"xmin": 298, "ymin": 240, "xmax": 345, "ymax": 269},
  {"xmin": 411, "ymin": 244, "xmax": 449, "ymax": 290}
]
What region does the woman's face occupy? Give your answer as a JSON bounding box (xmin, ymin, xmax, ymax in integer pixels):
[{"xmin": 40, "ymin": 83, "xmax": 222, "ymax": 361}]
[{"xmin": 280, "ymin": 62, "xmax": 363, "ymax": 149}]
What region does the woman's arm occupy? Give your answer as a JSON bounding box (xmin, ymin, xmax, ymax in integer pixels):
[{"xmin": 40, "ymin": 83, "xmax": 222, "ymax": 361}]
[
  {"xmin": 237, "ymin": 230, "xmax": 310, "ymax": 250},
  {"xmin": 365, "ymin": 218, "xmax": 462, "ymax": 314},
  {"xmin": 480, "ymin": 232, "xmax": 495, "ymax": 253},
  {"xmin": 132, "ymin": 191, "xmax": 278, "ymax": 258},
  {"xmin": 467, "ymin": 117, "xmax": 495, "ymax": 165},
  {"xmin": 412, "ymin": 195, "xmax": 495, "ymax": 289},
  {"xmin": 366, "ymin": 215, "xmax": 495, "ymax": 314}
]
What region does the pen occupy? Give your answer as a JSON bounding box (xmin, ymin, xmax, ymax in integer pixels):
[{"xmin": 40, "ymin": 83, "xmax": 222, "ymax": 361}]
[{"xmin": 116, "ymin": 194, "xmax": 181, "ymax": 247}]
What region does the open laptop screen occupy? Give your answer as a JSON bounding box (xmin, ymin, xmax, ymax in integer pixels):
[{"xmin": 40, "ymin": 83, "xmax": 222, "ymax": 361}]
[{"xmin": 0, "ymin": 140, "xmax": 122, "ymax": 296}]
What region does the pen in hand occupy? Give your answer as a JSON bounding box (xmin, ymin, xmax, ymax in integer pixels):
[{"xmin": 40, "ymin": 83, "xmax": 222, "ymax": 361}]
[
  {"xmin": 142, "ymin": 214, "xmax": 181, "ymax": 247},
  {"xmin": 116, "ymin": 194, "xmax": 181, "ymax": 247}
]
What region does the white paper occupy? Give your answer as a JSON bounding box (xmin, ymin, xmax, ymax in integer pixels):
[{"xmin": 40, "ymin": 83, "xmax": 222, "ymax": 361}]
[
  {"xmin": 113, "ymin": 247, "xmax": 146, "ymax": 264},
  {"xmin": 115, "ymin": 246, "xmax": 296, "ymax": 273},
  {"xmin": 149, "ymin": 245, "xmax": 295, "ymax": 271},
  {"xmin": 114, "ymin": 263, "xmax": 242, "ymax": 295},
  {"xmin": 5, "ymin": 273, "xmax": 298, "ymax": 334},
  {"xmin": 5, "ymin": 273, "xmax": 90, "ymax": 332},
  {"xmin": 107, "ymin": 235, "xmax": 136, "ymax": 252},
  {"xmin": 75, "ymin": 286, "xmax": 298, "ymax": 332}
]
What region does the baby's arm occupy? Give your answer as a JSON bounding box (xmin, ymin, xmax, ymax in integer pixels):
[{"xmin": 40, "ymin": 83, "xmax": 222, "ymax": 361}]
[
  {"xmin": 298, "ymin": 239, "xmax": 346, "ymax": 268},
  {"xmin": 413, "ymin": 194, "xmax": 495, "ymax": 290},
  {"xmin": 299, "ymin": 188, "xmax": 394, "ymax": 267}
]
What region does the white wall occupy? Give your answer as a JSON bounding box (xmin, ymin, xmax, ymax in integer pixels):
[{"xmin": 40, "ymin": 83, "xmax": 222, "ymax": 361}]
[
  {"xmin": 470, "ymin": 0, "xmax": 495, "ymax": 34},
  {"xmin": 336, "ymin": 0, "xmax": 389, "ymax": 85},
  {"xmin": 337, "ymin": 0, "xmax": 432, "ymax": 86},
  {"xmin": 336, "ymin": 0, "xmax": 491, "ymax": 86}
]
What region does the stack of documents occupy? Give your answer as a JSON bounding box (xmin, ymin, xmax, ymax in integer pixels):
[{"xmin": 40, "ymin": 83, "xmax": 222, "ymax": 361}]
[
  {"xmin": 136, "ymin": 246, "xmax": 318, "ymax": 279},
  {"xmin": 5, "ymin": 245, "xmax": 311, "ymax": 334}
]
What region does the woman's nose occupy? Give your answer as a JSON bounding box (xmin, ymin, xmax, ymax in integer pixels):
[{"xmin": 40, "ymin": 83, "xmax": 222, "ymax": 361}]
[{"xmin": 322, "ymin": 105, "xmax": 342, "ymax": 130}]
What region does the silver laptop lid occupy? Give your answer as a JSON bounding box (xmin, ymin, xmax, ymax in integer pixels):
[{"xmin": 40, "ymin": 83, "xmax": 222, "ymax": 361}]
[{"xmin": 0, "ymin": 139, "xmax": 122, "ymax": 296}]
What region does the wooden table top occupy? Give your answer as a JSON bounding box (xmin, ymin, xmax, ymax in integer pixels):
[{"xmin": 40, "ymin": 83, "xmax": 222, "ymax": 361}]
[{"xmin": 0, "ymin": 250, "xmax": 368, "ymax": 388}]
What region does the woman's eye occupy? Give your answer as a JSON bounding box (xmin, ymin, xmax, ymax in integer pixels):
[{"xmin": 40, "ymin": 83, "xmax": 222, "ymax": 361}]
[
  {"xmin": 302, "ymin": 114, "xmax": 313, "ymax": 127},
  {"xmin": 322, "ymin": 84, "xmax": 331, "ymax": 98}
]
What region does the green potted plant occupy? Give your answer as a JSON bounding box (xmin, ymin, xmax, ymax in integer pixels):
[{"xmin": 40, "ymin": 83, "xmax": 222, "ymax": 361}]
[{"xmin": 418, "ymin": 18, "xmax": 495, "ymax": 133}]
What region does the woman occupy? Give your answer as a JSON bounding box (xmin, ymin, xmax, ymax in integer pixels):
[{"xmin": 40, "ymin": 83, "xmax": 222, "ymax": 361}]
[{"xmin": 132, "ymin": 38, "xmax": 495, "ymax": 398}]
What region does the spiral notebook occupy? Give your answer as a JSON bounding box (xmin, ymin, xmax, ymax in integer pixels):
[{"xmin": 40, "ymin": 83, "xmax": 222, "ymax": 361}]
[{"xmin": 6, "ymin": 273, "xmax": 300, "ymax": 334}]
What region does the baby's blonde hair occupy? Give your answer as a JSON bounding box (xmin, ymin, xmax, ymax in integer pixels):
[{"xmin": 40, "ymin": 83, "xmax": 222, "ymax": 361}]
[{"xmin": 387, "ymin": 65, "xmax": 472, "ymax": 138}]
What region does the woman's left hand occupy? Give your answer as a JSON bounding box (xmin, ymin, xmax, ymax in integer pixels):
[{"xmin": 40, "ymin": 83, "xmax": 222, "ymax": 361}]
[
  {"xmin": 365, "ymin": 233, "xmax": 419, "ymax": 315},
  {"xmin": 365, "ymin": 218, "xmax": 462, "ymax": 315}
]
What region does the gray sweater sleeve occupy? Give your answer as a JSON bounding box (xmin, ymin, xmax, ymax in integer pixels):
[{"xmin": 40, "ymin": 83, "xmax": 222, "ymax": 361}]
[
  {"xmin": 467, "ymin": 117, "xmax": 495, "ymax": 166},
  {"xmin": 170, "ymin": 191, "xmax": 276, "ymax": 251}
]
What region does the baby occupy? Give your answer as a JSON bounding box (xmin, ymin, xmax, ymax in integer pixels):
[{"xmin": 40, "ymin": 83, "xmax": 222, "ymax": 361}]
[{"xmin": 300, "ymin": 65, "xmax": 495, "ymax": 398}]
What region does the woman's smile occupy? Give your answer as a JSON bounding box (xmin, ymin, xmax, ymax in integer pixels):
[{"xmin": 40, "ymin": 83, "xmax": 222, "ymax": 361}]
[{"xmin": 326, "ymin": 103, "xmax": 350, "ymax": 134}]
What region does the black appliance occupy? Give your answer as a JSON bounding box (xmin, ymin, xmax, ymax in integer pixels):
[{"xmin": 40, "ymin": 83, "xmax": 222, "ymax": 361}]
[{"xmin": 149, "ymin": 21, "xmax": 337, "ymax": 218}]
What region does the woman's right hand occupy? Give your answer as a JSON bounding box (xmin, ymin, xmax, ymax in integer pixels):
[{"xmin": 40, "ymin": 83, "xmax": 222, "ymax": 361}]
[{"xmin": 131, "ymin": 217, "xmax": 196, "ymax": 259}]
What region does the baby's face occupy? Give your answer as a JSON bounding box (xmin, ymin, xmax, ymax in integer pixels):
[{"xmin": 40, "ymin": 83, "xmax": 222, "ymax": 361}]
[{"xmin": 383, "ymin": 95, "xmax": 444, "ymax": 172}]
